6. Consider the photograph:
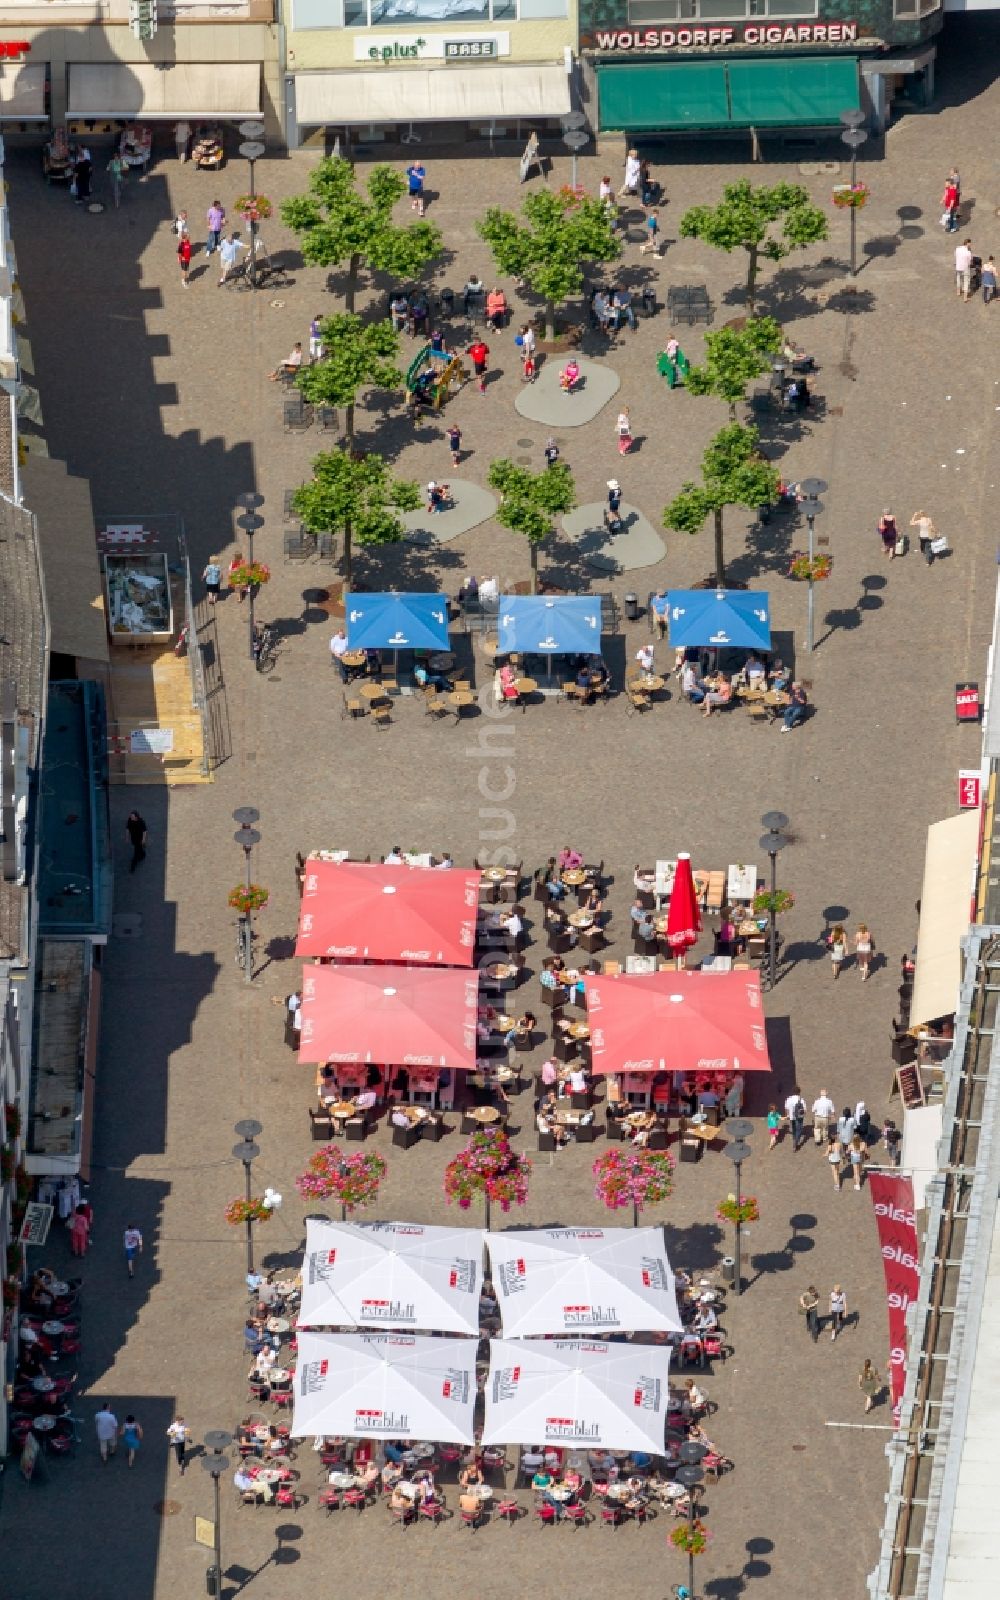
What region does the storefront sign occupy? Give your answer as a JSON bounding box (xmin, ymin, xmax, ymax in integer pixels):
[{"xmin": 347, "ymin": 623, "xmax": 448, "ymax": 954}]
[
  {"xmin": 354, "ymin": 31, "xmax": 509, "ymax": 61},
  {"xmin": 0, "ymin": 43, "xmax": 31, "ymax": 59},
  {"xmin": 19, "ymin": 1202, "xmax": 54, "ymax": 1248},
  {"xmin": 868, "ymin": 1171, "xmax": 920, "ymax": 1423},
  {"xmin": 589, "ymin": 21, "xmax": 861, "ymax": 50},
  {"xmin": 955, "ymin": 681, "xmax": 981, "ymax": 723},
  {"xmin": 958, "ymin": 770, "xmax": 982, "ymax": 810}
]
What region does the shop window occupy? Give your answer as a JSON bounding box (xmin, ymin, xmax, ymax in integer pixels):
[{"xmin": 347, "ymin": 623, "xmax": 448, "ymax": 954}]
[
  {"xmin": 764, "ymin": 0, "xmax": 817, "ymax": 13},
  {"xmin": 324, "ymin": 0, "xmax": 562, "ymax": 20},
  {"xmin": 628, "ymin": 0, "xmax": 681, "ymax": 17},
  {"xmin": 294, "ymin": 0, "xmax": 346, "ymax": 23},
  {"xmin": 345, "ymin": 0, "xmax": 366, "ymax": 20},
  {"xmin": 698, "ymin": 0, "xmax": 750, "ymax": 17},
  {"xmin": 894, "ymin": 0, "xmax": 940, "ymax": 13},
  {"xmin": 519, "ymin": 0, "xmax": 568, "ymax": 15}
]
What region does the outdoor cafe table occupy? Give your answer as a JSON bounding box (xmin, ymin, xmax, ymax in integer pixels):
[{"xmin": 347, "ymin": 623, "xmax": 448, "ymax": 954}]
[
  {"xmin": 567, "ymin": 1021, "xmax": 590, "ymax": 1041},
  {"xmin": 428, "ymin": 653, "xmax": 455, "ymax": 672},
  {"xmin": 561, "ymin": 868, "xmax": 587, "ymax": 888},
  {"xmin": 483, "ymin": 960, "xmax": 518, "ymax": 982},
  {"xmin": 449, "ymin": 690, "xmax": 475, "ymax": 715},
  {"xmin": 329, "ymin": 1471, "xmax": 358, "ymax": 1490},
  {"xmin": 268, "ymin": 1369, "xmax": 292, "ymax": 1386},
  {"xmin": 468, "ymin": 1483, "xmax": 493, "ymax": 1502},
  {"xmin": 359, "ymin": 681, "xmax": 388, "ymax": 702},
  {"xmin": 482, "ymin": 635, "xmax": 500, "ymax": 660},
  {"xmin": 41, "ymin": 1321, "xmax": 66, "ymax": 1337},
  {"xmin": 255, "ymin": 1468, "xmax": 286, "ymax": 1487},
  {"xmin": 325, "ymin": 1100, "xmax": 357, "ymax": 1122},
  {"xmin": 48, "ymin": 1281, "xmax": 70, "ymax": 1298},
  {"xmin": 30, "ymin": 1414, "xmax": 56, "ymax": 1433},
  {"xmin": 606, "ymin": 1482, "xmax": 645, "ymax": 1503},
  {"xmin": 266, "ymin": 1317, "xmax": 290, "ymax": 1335},
  {"xmin": 482, "ymin": 867, "xmax": 508, "ymax": 885},
  {"xmin": 396, "ymin": 1104, "xmax": 430, "ymax": 1124},
  {"xmin": 341, "ymin": 651, "xmax": 366, "ymax": 670},
  {"xmin": 490, "ymin": 1012, "xmax": 515, "ymax": 1031},
  {"xmin": 568, "ymin": 910, "xmax": 594, "ymax": 929},
  {"xmin": 628, "ymin": 1112, "xmax": 657, "ymax": 1130},
  {"xmin": 636, "ymin": 674, "xmax": 665, "ymax": 695},
  {"xmin": 32, "ymin": 1376, "xmax": 55, "ymax": 1393},
  {"xmin": 516, "ymin": 677, "xmax": 537, "ymax": 698},
  {"xmin": 468, "ymin": 1106, "xmax": 501, "ymax": 1125},
  {"xmin": 545, "ymin": 1483, "xmax": 575, "ymax": 1502},
  {"xmin": 727, "ymin": 863, "xmax": 758, "ymax": 901}
]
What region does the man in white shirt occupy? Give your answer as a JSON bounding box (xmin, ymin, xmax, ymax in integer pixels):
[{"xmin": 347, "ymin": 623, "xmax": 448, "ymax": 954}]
[
  {"xmin": 504, "ymin": 910, "xmax": 522, "ymax": 944},
  {"xmin": 636, "ymin": 644, "xmax": 655, "ymax": 675},
  {"xmin": 329, "ymin": 630, "xmax": 350, "ymax": 681},
  {"xmin": 954, "ymin": 238, "xmax": 973, "ymax": 300},
  {"xmin": 568, "ymin": 1067, "xmax": 588, "ymax": 1096},
  {"xmin": 268, "ymin": 343, "xmax": 304, "ymax": 382},
  {"xmin": 383, "ymin": 847, "xmax": 403, "ymax": 866},
  {"xmin": 478, "ymin": 575, "xmax": 499, "ymax": 604},
  {"xmin": 784, "ymin": 1090, "xmax": 806, "ymax": 1150},
  {"xmin": 217, "ymin": 231, "xmax": 245, "ymax": 287},
  {"xmin": 434, "ymin": 853, "xmax": 453, "ymax": 869},
  {"xmin": 355, "ymin": 1089, "xmax": 378, "ymax": 1112},
  {"xmin": 811, "ymin": 1089, "xmax": 836, "ymax": 1145},
  {"xmin": 95, "ymin": 1404, "xmax": 119, "ymax": 1461}
]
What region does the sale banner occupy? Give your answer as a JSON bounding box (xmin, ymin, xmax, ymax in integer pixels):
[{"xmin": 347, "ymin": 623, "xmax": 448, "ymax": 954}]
[{"xmin": 869, "ymin": 1172, "xmax": 920, "ymax": 1418}]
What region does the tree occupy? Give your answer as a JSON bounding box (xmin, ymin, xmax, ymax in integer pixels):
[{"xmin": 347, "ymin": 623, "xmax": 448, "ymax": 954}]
[
  {"xmin": 295, "ymin": 1148, "xmax": 386, "ymax": 1222},
  {"xmin": 663, "ymin": 423, "xmax": 780, "ymax": 585},
  {"xmin": 281, "ymin": 157, "xmax": 441, "ymax": 313},
  {"xmin": 477, "ymin": 189, "xmax": 620, "ymax": 340},
  {"xmin": 487, "ymin": 458, "xmax": 575, "ymax": 593},
  {"xmin": 292, "ymin": 449, "xmax": 420, "ymax": 589},
  {"xmin": 593, "ymin": 1148, "xmax": 675, "ymax": 1228},
  {"xmin": 684, "ymin": 317, "xmax": 783, "ymax": 422},
  {"xmin": 296, "ymin": 313, "xmax": 402, "ymax": 449},
  {"xmin": 679, "ymin": 180, "xmax": 829, "ymax": 315},
  {"xmin": 443, "ymin": 1128, "xmax": 531, "ymax": 1230}
]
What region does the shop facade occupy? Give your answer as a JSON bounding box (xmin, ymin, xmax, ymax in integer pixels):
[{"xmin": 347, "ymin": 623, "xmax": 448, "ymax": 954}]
[
  {"xmin": 283, "ymin": 0, "xmax": 577, "ymax": 149},
  {"xmin": 578, "ymin": 0, "xmax": 944, "ymax": 136},
  {"xmin": 0, "ymin": 0, "xmax": 282, "ymax": 143}
]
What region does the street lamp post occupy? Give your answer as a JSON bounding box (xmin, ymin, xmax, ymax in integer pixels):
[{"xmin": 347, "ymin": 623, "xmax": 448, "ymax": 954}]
[
  {"xmin": 560, "ymin": 110, "xmax": 588, "ymax": 191},
  {"xmin": 233, "ymin": 811, "xmax": 261, "ymax": 985},
  {"xmin": 758, "ymin": 811, "xmax": 789, "ymax": 991},
  {"xmin": 201, "ymin": 1434, "xmax": 233, "ymax": 1600},
  {"xmin": 233, "ymin": 1119, "xmax": 262, "ymax": 1275},
  {"xmin": 723, "ymin": 1134, "xmax": 752, "ymax": 1297},
  {"xmin": 238, "ymin": 120, "xmax": 266, "ymax": 291},
  {"xmin": 236, "ymin": 493, "xmax": 265, "ymax": 661},
  {"xmin": 840, "ymin": 109, "xmax": 869, "ymax": 280},
  {"xmin": 798, "ymin": 476, "xmax": 827, "ymax": 654},
  {"xmin": 676, "ymin": 1443, "xmax": 708, "ymax": 1600}
]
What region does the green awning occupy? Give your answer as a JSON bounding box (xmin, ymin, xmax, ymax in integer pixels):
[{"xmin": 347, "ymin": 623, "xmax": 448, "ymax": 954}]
[
  {"xmin": 597, "ymin": 63, "xmax": 731, "ymax": 132},
  {"xmin": 728, "ymin": 57, "xmax": 860, "ymax": 127}
]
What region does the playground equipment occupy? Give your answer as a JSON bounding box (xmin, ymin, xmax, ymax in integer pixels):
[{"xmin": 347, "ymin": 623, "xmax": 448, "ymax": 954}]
[{"xmin": 405, "ymin": 345, "xmax": 468, "ymax": 410}]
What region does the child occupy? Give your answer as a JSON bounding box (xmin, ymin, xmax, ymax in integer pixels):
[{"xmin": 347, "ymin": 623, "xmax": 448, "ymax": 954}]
[
  {"xmin": 543, "ymin": 438, "xmax": 560, "ymax": 469},
  {"xmin": 522, "ymin": 350, "xmax": 536, "ymax": 383},
  {"xmin": 559, "ymin": 360, "xmax": 580, "ymax": 393},
  {"xmin": 767, "ymin": 1105, "xmax": 782, "ymax": 1149},
  {"xmin": 640, "ymin": 208, "xmax": 660, "ymax": 256},
  {"xmin": 983, "ymin": 255, "xmax": 997, "ymax": 305},
  {"xmin": 447, "ymin": 423, "xmax": 462, "ymax": 468}
]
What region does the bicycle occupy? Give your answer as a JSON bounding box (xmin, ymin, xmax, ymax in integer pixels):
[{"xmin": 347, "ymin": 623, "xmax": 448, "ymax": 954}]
[
  {"xmin": 235, "ymin": 918, "xmax": 257, "ymax": 971},
  {"xmin": 252, "ymin": 623, "xmax": 281, "ymax": 674}
]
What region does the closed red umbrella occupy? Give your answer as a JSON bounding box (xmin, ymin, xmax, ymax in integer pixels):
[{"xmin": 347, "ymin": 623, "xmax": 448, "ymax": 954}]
[
  {"xmin": 298, "ymin": 963, "xmax": 479, "ymax": 1070},
  {"xmin": 295, "ymin": 861, "xmax": 481, "ymax": 965},
  {"xmin": 583, "ymin": 970, "xmax": 770, "ymax": 1075},
  {"xmin": 665, "ymin": 851, "xmax": 701, "ymax": 966}
]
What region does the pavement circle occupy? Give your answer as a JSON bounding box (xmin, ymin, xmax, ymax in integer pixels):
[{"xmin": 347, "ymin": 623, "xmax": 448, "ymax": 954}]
[
  {"xmin": 514, "ymin": 357, "xmax": 621, "ymax": 428},
  {"xmin": 560, "ymin": 501, "xmax": 666, "ymax": 573},
  {"xmin": 400, "ymin": 478, "xmax": 497, "ymax": 546}
]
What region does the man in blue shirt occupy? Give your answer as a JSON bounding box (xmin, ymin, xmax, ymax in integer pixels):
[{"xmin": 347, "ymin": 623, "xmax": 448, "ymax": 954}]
[
  {"xmin": 406, "ymin": 162, "xmax": 426, "ymax": 216},
  {"xmin": 650, "ymin": 591, "xmax": 669, "ymax": 637}
]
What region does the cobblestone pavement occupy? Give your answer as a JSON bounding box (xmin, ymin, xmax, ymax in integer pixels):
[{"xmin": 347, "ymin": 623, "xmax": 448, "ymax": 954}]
[{"xmin": 2, "ymin": 23, "xmax": 999, "ymax": 1599}]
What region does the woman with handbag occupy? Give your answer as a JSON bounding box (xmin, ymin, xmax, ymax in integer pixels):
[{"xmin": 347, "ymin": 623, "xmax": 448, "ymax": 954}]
[
  {"xmin": 878, "ymin": 508, "xmax": 898, "ymax": 559},
  {"xmin": 827, "ymin": 924, "xmax": 848, "ymax": 979},
  {"xmin": 910, "ymin": 509, "xmax": 946, "ymax": 565}
]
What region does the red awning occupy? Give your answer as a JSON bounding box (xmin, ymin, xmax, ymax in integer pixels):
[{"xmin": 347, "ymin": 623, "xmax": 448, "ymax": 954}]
[
  {"xmin": 298, "ymin": 964, "xmax": 480, "ymax": 1069},
  {"xmin": 295, "ymin": 861, "xmax": 481, "ymax": 965},
  {"xmin": 583, "ymin": 970, "xmax": 770, "ymax": 1075}
]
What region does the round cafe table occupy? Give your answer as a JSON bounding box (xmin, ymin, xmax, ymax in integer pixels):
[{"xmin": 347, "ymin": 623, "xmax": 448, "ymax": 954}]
[
  {"xmin": 359, "ymin": 681, "xmax": 388, "ymax": 702},
  {"xmin": 449, "ymin": 690, "xmax": 474, "ymax": 713},
  {"xmin": 628, "ymin": 1112, "xmax": 655, "ymax": 1128},
  {"xmin": 329, "ymin": 1471, "xmax": 358, "ymax": 1489},
  {"xmin": 605, "ymin": 1482, "xmax": 635, "ymax": 1503},
  {"xmin": 568, "ymin": 911, "xmax": 594, "ymax": 929},
  {"xmin": 639, "ymin": 674, "xmax": 665, "ymax": 693},
  {"xmin": 471, "ymin": 1483, "xmax": 493, "ymax": 1501},
  {"xmin": 329, "ymin": 1101, "xmax": 356, "ymax": 1118},
  {"xmin": 268, "ymin": 1368, "xmax": 292, "ymax": 1386},
  {"xmin": 483, "ymin": 867, "xmax": 507, "ymax": 884},
  {"xmin": 31, "ymin": 1414, "xmax": 57, "ymax": 1433},
  {"xmin": 561, "ymin": 868, "xmax": 586, "ymax": 888},
  {"xmin": 568, "ymin": 1022, "xmax": 591, "ymax": 1041},
  {"xmin": 469, "ymin": 1106, "xmax": 500, "ymax": 1124},
  {"xmin": 32, "ymin": 1376, "xmax": 55, "ymax": 1393},
  {"xmin": 481, "ymin": 635, "xmax": 500, "ymax": 660},
  {"xmin": 658, "ymin": 1481, "xmax": 687, "ymax": 1501},
  {"xmin": 399, "ymin": 1105, "xmax": 428, "ymax": 1123},
  {"xmin": 19, "ymin": 1327, "xmax": 38, "ymax": 1344},
  {"xmin": 428, "ymin": 653, "xmax": 455, "ymax": 672},
  {"xmin": 255, "ymin": 1468, "xmax": 286, "ymax": 1486},
  {"xmin": 516, "ymin": 678, "xmax": 537, "ymax": 697},
  {"xmin": 341, "ymin": 651, "xmax": 365, "ymax": 669},
  {"xmin": 41, "ymin": 1321, "xmax": 66, "ymax": 1337},
  {"xmin": 266, "ymin": 1317, "xmax": 290, "ymax": 1335},
  {"xmin": 545, "ymin": 1483, "xmax": 574, "ymax": 1502},
  {"xmin": 483, "ymin": 962, "xmax": 516, "ymax": 981}
]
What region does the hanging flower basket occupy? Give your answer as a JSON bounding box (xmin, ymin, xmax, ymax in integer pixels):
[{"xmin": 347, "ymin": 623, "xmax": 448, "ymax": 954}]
[
  {"xmin": 296, "ymin": 1149, "xmax": 387, "ymax": 1213},
  {"xmin": 234, "ymin": 193, "xmax": 273, "ymax": 223},
  {"xmin": 229, "ymin": 884, "xmax": 269, "ymax": 915},
  {"xmin": 2, "ymin": 1275, "xmax": 20, "ymax": 1310},
  {"xmin": 228, "ymin": 561, "xmax": 271, "ymax": 591},
  {"xmin": 224, "ymin": 1197, "xmax": 274, "ymax": 1227},
  {"xmin": 832, "ymin": 183, "xmax": 869, "ymax": 210},
  {"xmin": 5, "ymin": 1101, "xmax": 20, "ymax": 1139},
  {"xmin": 443, "ymin": 1128, "xmax": 531, "ymax": 1214},
  {"xmin": 752, "ymin": 888, "xmax": 794, "ymax": 917},
  {"xmin": 670, "ymin": 1519, "xmax": 711, "ymax": 1555},
  {"xmin": 717, "ymin": 1194, "xmax": 760, "ymax": 1226},
  {"xmin": 788, "ymin": 552, "xmax": 832, "ymax": 582},
  {"xmin": 593, "ymin": 1148, "xmax": 674, "ymax": 1214}
]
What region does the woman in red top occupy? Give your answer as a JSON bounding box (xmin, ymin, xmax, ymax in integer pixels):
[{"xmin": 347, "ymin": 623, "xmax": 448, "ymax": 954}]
[
  {"xmin": 177, "ymin": 232, "xmax": 192, "ymax": 287},
  {"xmin": 941, "ymin": 179, "xmax": 959, "ymax": 233},
  {"xmin": 466, "ymin": 339, "xmax": 489, "ymax": 394}
]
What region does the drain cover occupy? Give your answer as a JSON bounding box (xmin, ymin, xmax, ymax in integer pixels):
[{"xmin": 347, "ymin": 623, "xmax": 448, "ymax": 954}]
[
  {"xmin": 516, "ymin": 438, "xmax": 534, "ymax": 448},
  {"xmin": 516, "ymin": 455, "xmax": 531, "ymax": 464}
]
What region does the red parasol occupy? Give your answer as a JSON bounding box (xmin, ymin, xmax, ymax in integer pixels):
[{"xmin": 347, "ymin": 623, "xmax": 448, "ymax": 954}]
[
  {"xmin": 295, "ymin": 861, "xmax": 481, "ymax": 965},
  {"xmin": 298, "ymin": 963, "xmax": 479, "ymax": 1070},
  {"xmin": 665, "ymin": 851, "xmax": 702, "ymax": 957},
  {"xmin": 583, "ymin": 969, "xmax": 770, "ymax": 1075}
]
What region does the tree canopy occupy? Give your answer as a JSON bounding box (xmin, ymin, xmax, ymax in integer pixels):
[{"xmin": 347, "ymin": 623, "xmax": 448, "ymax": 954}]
[
  {"xmin": 679, "ymin": 181, "xmax": 828, "ymax": 314},
  {"xmin": 663, "ymin": 422, "xmax": 780, "ymax": 584},
  {"xmin": 684, "ymin": 317, "xmax": 783, "ymax": 421},
  {"xmin": 487, "ymin": 458, "xmax": 576, "ymax": 592},
  {"xmin": 292, "ymin": 448, "xmax": 420, "ymax": 589},
  {"xmin": 281, "ymin": 158, "xmax": 441, "ymax": 311},
  {"xmin": 295, "ymin": 314, "xmax": 402, "ymax": 447},
  {"xmin": 477, "ymin": 190, "xmax": 619, "ymax": 339}
]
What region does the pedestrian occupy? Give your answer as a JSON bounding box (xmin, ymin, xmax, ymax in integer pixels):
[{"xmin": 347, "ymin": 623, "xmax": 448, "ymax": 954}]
[
  {"xmin": 619, "ymin": 147, "xmax": 641, "ymax": 197},
  {"xmin": 766, "ymin": 1104, "xmax": 781, "ymax": 1149},
  {"xmin": 812, "ymin": 1087, "xmax": 835, "ymax": 1144},
  {"xmin": 123, "ymin": 1221, "xmax": 143, "ymax": 1277},
  {"xmin": 167, "ymin": 1416, "xmax": 190, "ymax": 1473},
  {"xmin": 859, "ymin": 1358, "xmax": 881, "ymax": 1412},
  {"xmin": 616, "ymin": 406, "xmax": 633, "ymax": 455},
  {"xmin": 881, "ymin": 1117, "xmax": 902, "ymax": 1166},
  {"xmin": 121, "ymin": 1413, "xmax": 143, "ymax": 1467},
  {"xmin": 639, "ymin": 207, "xmax": 660, "ymax": 256},
  {"xmin": 599, "ymin": 175, "xmax": 613, "ymax": 205},
  {"xmin": 799, "ymin": 1284, "xmax": 821, "ymax": 1342},
  {"xmin": 521, "ymin": 348, "xmax": 536, "ymax": 384},
  {"xmin": 543, "ymin": 437, "xmax": 560, "ymax": 470},
  {"xmin": 940, "ymin": 175, "xmax": 959, "ymax": 232},
  {"xmin": 68, "ymin": 1204, "xmax": 90, "ymax": 1257},
  {"xmin": 982, "ymin": 255, "xmax": 997, "ymax": 305},
  {"xmin": 309, "ymin": 314, "xmax": 325, "ymax": 362},
  {"xmin": 848, "ymin": 1134, "xmax": 867, "ymax": 1192},
  {"xmin": 107, "ymin": 151, "xmax": 126, "ymax": 209},
  {"xmin": 77, "ymin": 1191, "xmax": 94, "ymax": 1241},
  {"xmin": 175, "ymin": 120, "xmax": 191, "ymax": 162},
  {"xmin": 954, "ymin": 237, "xmax": 974, "ymax": 300},
  {"xmin": 828, "ymin": 1137, "xmax": 845, "ymax": 1190},
  {"xmin": 909, "ymin": 508, "xmax": 941, "ymax": 565},
  {"xmin": 406, "ymin": 160, "xmax": 426, "ymax": 216},
  {"xmin": 607, "ymin": 479, "xmax": 623, "ymax": 517},
  {"xmin": 837, "ymin": 1106, "xmax": 857, "ymax": 1147},
  {"xmin": 854, "ymin": 923, "xmax": 874, "ymax": 980},
  {"xmin": 173, "ymin": 208, "xmax": 190, "ymax": 241},
  {"xmin": 204, "ymin": 199, "xmax": 226, "ymax": 256},
  {"xmin": 218, "ymin": 232, "xmax": 246, "ymax": 288},
  {"xmin": 73, "ymin": 148, "xmax": 92, "ymax": 205},
  {"xmin": 177, "ymin": 231, "xmax": 192, "ymax": 288},
  {"xmin": 519, "ymin": 324, "xmax": 536, "ymax": 365},
  {"xmin": 95, "ymin": 1403, "xmax": 119, "ymax": 1462},
  {"xmin": 878, "ymin": 508, "xmax": 898, "ymax": 559},
  {"xmin": 829, "ymin": 1284, "xmax": 848, "ymax": 1340},
  {"xmin": 446, "ymin": 422, "xmax": 463, "ymax": 468},
  {"xmin": 466, "ymin": 338, "xmax": 490, "ymax": 395},
  {"xmin": 827, "ymin": 924, "xmax": 848, "ymax": 979},
  {"xmin": 126, "ymin": 811, "xmax": 147, "ymax": 872},
  {"xmin": 855, "ymin": 1100, "xmax": 872, "ymax": 1143},
  {"xmin": 785, "ymin": 1088, "xmax": 806, "ymax": 1151},
  {"xmin": 202, "ymin": 556, "xmax": 222, "ymax": 605}
]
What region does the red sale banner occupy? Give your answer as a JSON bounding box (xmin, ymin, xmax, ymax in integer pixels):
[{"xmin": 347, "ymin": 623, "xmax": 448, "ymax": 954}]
[{"xmin": 869, "ymin": 1172, "xmax": 920, "ymax": 1418}]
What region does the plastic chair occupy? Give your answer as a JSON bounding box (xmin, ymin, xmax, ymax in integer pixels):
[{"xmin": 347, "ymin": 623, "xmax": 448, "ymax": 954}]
[
  {"xmin": 274, "ymin": 1485, "xmax": 298, "ymax": 1510},
  {"xmin": 418, "ymin": 1498, "xmax": 445, "ymax": 1526},
  {"xmin": 534, "ymin": 1503, "xmax": 557, "ymax": 1527},
  {"xmin": 343, "ymin": 1488, "xmax": 367, "ymax": 1513},
  {"xmin": 496, "ymin": 1498, "xmax": 520, "ymax": 1527},
  {"xmin": 563, "ymin": 1502, "xmax": 589, "ymax": 1528},
  {"xmin": 601, "ymin": 1504, "xmax": 624, "ymax": 1530},
  {"xmin": 318, "ymin": 1489, "xmax": 340, "ymax": 1515}
]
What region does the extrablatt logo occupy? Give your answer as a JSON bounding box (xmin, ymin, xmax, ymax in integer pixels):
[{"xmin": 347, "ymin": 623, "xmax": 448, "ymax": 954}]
[{"xmin": 326, "ymin": 1250, "xmax": 337, "ymax": 1265}]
